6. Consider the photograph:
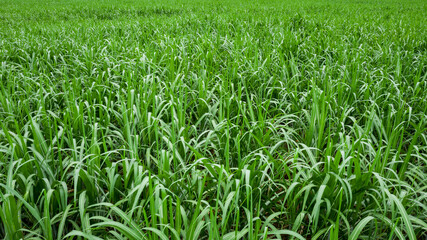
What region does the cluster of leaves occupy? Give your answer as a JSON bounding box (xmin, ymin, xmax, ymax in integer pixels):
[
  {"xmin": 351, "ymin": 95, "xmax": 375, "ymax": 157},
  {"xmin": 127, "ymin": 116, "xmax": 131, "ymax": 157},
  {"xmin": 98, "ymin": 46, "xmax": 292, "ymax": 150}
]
[{"xmin": 0, "ymin": 0, "xmax": 426, "ymax": 239}]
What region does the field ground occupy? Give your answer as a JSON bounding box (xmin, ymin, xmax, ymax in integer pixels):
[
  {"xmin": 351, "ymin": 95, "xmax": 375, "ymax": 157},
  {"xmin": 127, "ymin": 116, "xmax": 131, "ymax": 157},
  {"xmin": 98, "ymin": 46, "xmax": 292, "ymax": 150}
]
[{"xmin": 0, "ymin": 0, "xmax": 426, "ymax": 239}]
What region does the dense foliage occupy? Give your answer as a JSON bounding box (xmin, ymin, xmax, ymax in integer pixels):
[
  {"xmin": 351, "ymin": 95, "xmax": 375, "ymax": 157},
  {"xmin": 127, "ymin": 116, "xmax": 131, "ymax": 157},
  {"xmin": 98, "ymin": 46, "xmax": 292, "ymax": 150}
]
[{"xmin": 0, "ymin": 0, "xmax": 426, "ymax": 239}]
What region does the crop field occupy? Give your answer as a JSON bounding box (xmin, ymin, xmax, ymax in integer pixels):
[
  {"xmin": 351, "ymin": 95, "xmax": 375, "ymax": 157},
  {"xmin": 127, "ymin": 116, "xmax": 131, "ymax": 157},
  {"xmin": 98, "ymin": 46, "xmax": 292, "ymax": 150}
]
[{"xmin": 0, "ymin": 0, "xmax": 426, "ymax": 239}]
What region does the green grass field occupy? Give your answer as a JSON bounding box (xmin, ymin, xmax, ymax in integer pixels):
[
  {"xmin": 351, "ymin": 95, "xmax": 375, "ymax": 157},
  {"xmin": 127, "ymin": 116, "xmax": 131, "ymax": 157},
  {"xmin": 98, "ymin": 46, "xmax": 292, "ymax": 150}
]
[{"xmin": 0, "ymin": 0, "xmax": 426, "ymax": 239}]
